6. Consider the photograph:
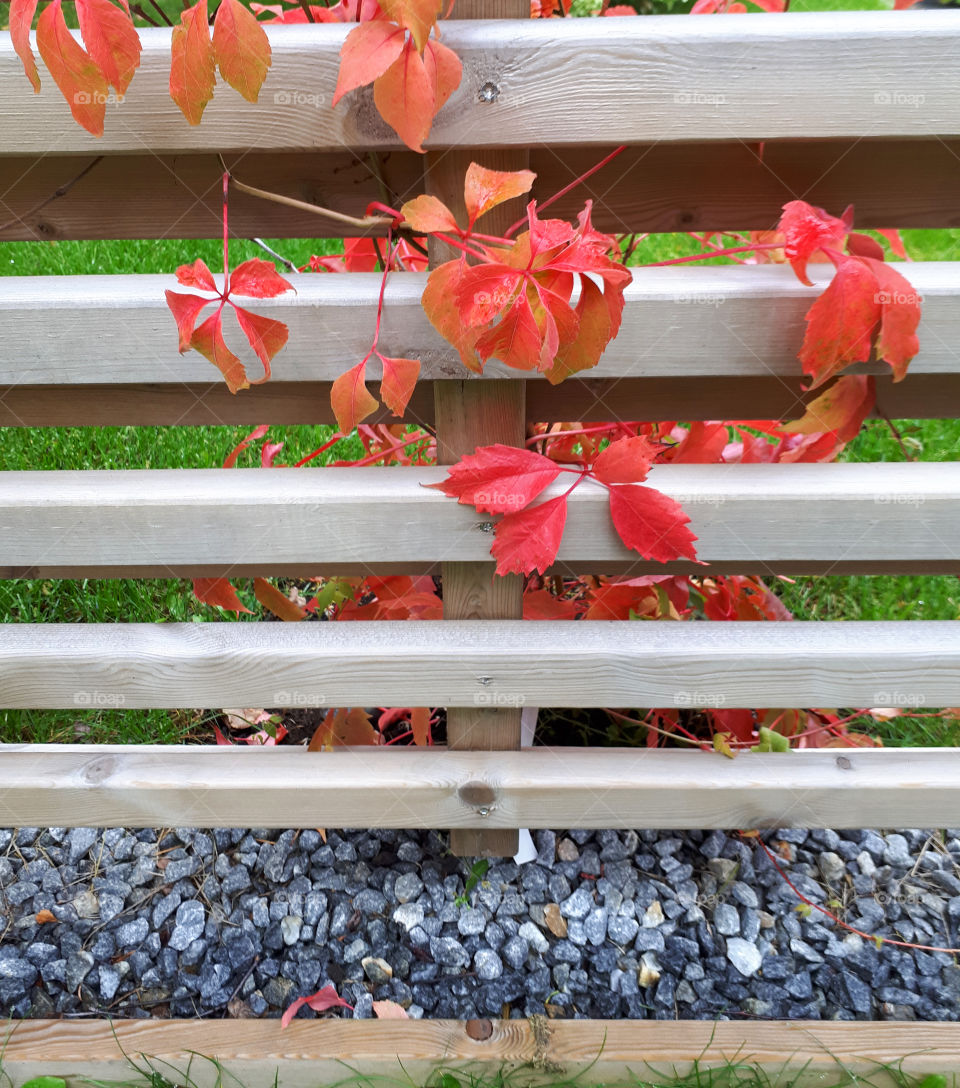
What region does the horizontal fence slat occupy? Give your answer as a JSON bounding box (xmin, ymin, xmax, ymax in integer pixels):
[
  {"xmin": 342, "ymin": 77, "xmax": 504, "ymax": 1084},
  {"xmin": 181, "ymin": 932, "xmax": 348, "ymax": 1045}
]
[
  {"xmin": 2, "ymin": 743, "xmax": 960, "ymax": 828},
  {"xmin": 0, "ymin": 620, "xmax": 956, "ymax": 710},
  {"xmin": 0, "ymin": 462, "xmax": 957, "ymax": 576},
  {"xmin": 3, "ymin": 140, "xmax": 960, "ymax": 243},
  {"xmin": 1, "ymin": 15, "xmax": 958, "ymax": 154},
  {"xmin": 1, "ymin": 263, "xmax": 956, "ymax": 396},
  {"xmin": 3, "ymin": 1019, "xmax": 959, "ymax": 1084}
]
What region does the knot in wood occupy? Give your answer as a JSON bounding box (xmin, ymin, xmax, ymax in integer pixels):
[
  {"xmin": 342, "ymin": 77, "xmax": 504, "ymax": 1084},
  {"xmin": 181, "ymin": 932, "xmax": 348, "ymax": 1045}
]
[
  {"xmin": 459, "ymin": 781, "xmax": 497, "ymax": 809},
  {"xmin": 466, "ymin": 1018, "xmax": 493, "ymax": 1041},
  {"xmin": 82, "ymin": 755, "xmax": 117, "ymax": 784},
  {"xmin": 835, "ymin": 755, "xmax": 853, "ymax": 770}
]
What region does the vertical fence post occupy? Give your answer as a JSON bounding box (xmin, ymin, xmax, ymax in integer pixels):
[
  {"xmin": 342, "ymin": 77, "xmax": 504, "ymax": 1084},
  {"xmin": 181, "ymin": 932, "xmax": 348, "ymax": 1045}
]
[{"xmin": 426, "ymin": 0, "xmax": 531, "ymax": 857}]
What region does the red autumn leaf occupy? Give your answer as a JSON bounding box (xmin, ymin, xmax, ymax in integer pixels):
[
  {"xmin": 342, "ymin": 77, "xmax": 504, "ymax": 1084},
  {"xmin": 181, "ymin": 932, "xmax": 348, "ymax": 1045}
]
[
  {"xmin": 333, "ymin": 19, "xmax": 406, "ymax": 104},
  {"xmin": 475, "ymin": 291, "xmax": 544, "ymax": 371},
  {"xmin": 782, "ymin": 375, "xmax": 876, "ymax": 444},
  {"xmin": 877, "ymin": 228, "xmax": 909, "ymax": 260},
  {"xmin": 212, "ymin": 0, "xmax": 271, "ymax": 102},
  {"xmin": 234, "ymin": 307, "xmax": 289, "ymax": 383},
  {"xmin": 165, "ymin": 291, "xmax": 211, "ymax": 352},
  {"xmin": 845, "ymin": 232, "xmax": 885, "ymax": 262},
  {"xmin": 423, "ymin": 36, "xmax": 461, "ymax": 116},
  {"xmin": 401, "ymin": 194, "xmax": 460, "ymax": 234},
  {"xmin": 379, "ymin": 0, "xmax": 442, "ymax": 52},
  {"xmin": 373, "ymin": 38, "xmax": 434, "ymax": 153},
  {"xmin": 193, "ymin": 577, "xmax": 253, "ymax": 614},
  {"xmin": 223, "ymin": 423, "xmax": 270, "ymax": 468},
  {"xmin": 229, "ymin": 258, "xmax": 295, "ymax": 298},
  {"xmin": 378, "ymin": 355, "xmax": 421, "ymax": 417},
  {"xmin": 522, "ymin": 588, "xmax": 583, "ymax": 620},
  {"xmin": 491, "ymin": 494, "xmax": 568, "ymax": 576},
  {"xmin": 254, "ymin": 577, "xmax": 307, "ymax": 621},
  {"xmin": 36, "ymin": 0, "xmax": 109, "ymax": 136},
  {"xmin": 75, "ymin": 0, "xmax": 141, "ymax": 96},
  {"xmin": 870, "ymin": 259, "xmax": 922, "ymax": 380},
  {"xmin": 778, "ymin": 200, "xmax": 848, "ymax": 285},
  {"xmin": 425, "ymin": 444, "xmax": 561, "ymax": 514},
  {"xmin": 190, "ymin": 309, "xmax": 248, "ymax": 393},
  {"xmin": 170, "ymin": 0, "xmax": 216, "ymax": 126},
  {"xmin": 798, "ymin": 256, "xmax": 920, "ymax": 388},
  {"xmin": 331, "ymin": 360, "xmax": 379, "ymax": 433},
  {"xmin": 583, "ymin": 582, "xmax": 659, "ymax": 621},
  {"xmin": 261, "ymin": 440, "xmax": 284, "ymax": 468},
  {"xmin": 11, "ymin": 0, "xmax": 42, "ymax": 93},
  {"xmin": 607, "ymin": 485, "xmax": 698, "ymax": 563},
  {"xmin": 176, "ymin": 258, "xmax": 218, "ymax": 292},
  {"xmin": 420, "ymin": 261, "xmax": 484, "ymax": 372},
  {"xmin": 591, "ymin": 435, "xmax": 661, "ymax": 484},
  {"xmin": 281, "ymin": 984, "xmax": 353, "ymax": 1029},
  {"xmin": 463, "ymin": 163, "xmax": 537, "ymax": 228}
]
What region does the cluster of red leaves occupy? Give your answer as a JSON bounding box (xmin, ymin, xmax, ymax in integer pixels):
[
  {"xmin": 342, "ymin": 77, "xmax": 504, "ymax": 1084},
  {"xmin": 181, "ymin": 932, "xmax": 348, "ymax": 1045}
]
[
  {"xmin": 165, "ymin": 256, "xmax": 294, "ymax": 393},
  {"xmin": 777, "ymin": 200, "xmax": 922, "ymax": 391},
  {"xmin": 330, "ymin": 0, "xmax": 460, "ymax": 152},
  {"xmin": 429, "ymin": 438, "xmax": 697, "ymax": 577},
  {"xmin": 11, "ymin": 0, "xmax": 141, "ymax": 135},
  {"xmin": 11, "ymin": 0, "xmax": 272, "ymax": 134},
  {"xmin": 402, "ymin": 165, "xmax": 632, "ymax": 383}
]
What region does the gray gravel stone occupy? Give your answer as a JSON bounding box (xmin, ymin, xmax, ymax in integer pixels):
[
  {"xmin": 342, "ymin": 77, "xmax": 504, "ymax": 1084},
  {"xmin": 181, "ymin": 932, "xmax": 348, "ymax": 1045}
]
[
  {"xmin": 457, "ymin": 908, "xmax": 486, "ymax": 936},
  {"xmin": 474, "ymin": 948, "xmax": 503, "ymax": 980},
  {"xmin": 168, "ymin": 900, "xmax": 205, "ymax": 951},
  {"xmin": 726, "ymin": 938, "xmax": 762, "ymax": 978},
  {"xmin": 394, "ymin": 872, "xmax": 424, "ymax": 904}
]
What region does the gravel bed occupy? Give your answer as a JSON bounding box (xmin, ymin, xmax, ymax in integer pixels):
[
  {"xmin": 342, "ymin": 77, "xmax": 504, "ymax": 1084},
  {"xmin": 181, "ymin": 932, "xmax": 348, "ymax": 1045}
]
[{"xmin": 2, "ymin": 825, "xmax": 959, "ymax": 1021}]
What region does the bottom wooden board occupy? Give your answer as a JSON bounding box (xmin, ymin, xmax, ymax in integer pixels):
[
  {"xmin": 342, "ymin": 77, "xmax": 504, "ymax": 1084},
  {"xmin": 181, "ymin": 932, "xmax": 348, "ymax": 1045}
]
[{"xmin": 2, "ymin": 1019, "xmax": 960, "ymax": 1085}]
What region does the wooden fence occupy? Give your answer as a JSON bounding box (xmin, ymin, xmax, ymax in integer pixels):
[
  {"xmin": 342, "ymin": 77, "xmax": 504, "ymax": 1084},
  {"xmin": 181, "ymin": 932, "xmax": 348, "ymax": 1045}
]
[{"xmin": 2, "ymin": 3, "xmax": 960, "ymax": 1081}]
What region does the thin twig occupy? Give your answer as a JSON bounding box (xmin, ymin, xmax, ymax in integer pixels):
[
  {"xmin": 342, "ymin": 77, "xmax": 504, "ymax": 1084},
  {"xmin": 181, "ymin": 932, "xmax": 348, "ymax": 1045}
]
[
  {"xmin": 130, "ymin": 3, "xmax": 162, "ymax": 25},
  {"xmin": 221, "ymin": 157, "xmax": 392, "ymax": 231},
  {"xmin": 146, "ymin": 0, "xmax": 174, "ymax": 24},
  {"xmin": 875, "ymin": 404, "xmax": 917, "ymax": 461},
  {"xmin": 253, "ymin": 237, "xmax": 300, "ymax": 273},
  {"xmin": 296, "ymin": 0, "xmax": 316, "ymax": 20},
  {"xmin": 0, "ymin": 156, "xmax": 104, "ymax": 237}
]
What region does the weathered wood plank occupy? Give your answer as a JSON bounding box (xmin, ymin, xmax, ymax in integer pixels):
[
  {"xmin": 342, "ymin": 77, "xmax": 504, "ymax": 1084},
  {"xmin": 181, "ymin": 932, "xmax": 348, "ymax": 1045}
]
[
  {"xmin": 0, "ymin": 463, "xmax": 957, "ymax": 577},
  {"xmin": 3, "ymin": 743, "xmax": 960, "ymax": 828},
  {"xmin": 3, "ymin": 1019, "xmax": 960, "ymax": 1085},
  {"xmin": 1, "ymin": 263, "xmax": 956, "ymax": 387},
  {"xmin": 0, "ymin": 620, "xmax": 956, "ymax": 711},
  {"xmin": 1, "ymin": 15, "xmax": 958, "ymax": 154},
  {"xmin": 0, "ymin": 373, "xmax": 956, "ymax": 428},
  {"xmin": 3, "ymin": 140, "xmax": 959, "ymax": 242}
]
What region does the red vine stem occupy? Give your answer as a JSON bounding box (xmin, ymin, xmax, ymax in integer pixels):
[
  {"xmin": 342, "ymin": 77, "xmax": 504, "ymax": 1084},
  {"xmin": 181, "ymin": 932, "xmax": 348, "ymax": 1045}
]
[{"xmin": 743, "ymin": 832, "xmax": 960, "ymax": 954}]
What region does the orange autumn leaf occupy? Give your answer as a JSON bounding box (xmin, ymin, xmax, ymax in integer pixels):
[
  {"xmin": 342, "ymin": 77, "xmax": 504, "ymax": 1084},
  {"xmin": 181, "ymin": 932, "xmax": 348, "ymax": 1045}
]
[
  {"xmin": 36, "ymin": 0, "xmax": 108, "ymax": 136},
  {"xmin": 170, "ymin": 0, "xmax": 216, "ymax": 125},
  {"xmin": 213, "ymin": 0, "xmax": 272, "ymax": 102},
  {"xmin": 254, "ymin": 577, "xmax": 307, "ymax": 621}
]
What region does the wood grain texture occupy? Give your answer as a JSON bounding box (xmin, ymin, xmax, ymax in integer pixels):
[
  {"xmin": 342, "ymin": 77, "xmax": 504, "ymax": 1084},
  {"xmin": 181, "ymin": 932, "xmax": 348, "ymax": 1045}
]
[
  {"xmin": 3, "ymin": 1019, "xmax": 960, "ymax": 1085},
  {"xmin": 1, "ymin": 15, "xmax": 958, "ymax": 153},
  {"xmin": 2, "ymin": 263, "xmax": 956, "ymax": 389},
  {"xmin": 0, "ymin": 462, "xmax": 958, "ymax": 577},
  {"xmin": 3, "ymin": 140, "xmax": 959, "ymax": 242},
  {"xmin": 4, "ymin": 743, "xmax": 960, "ymax": 829},
  {"xmin": 0, "ymin": 373, "xmax": 956, "ymax": 429},
  {"xmin": 0, "ymin": 620, "xmax": 956, "ymax": 711},
  {"xmin": 427, "ymin": 4, "xmax": 529, "ymax": 856}
]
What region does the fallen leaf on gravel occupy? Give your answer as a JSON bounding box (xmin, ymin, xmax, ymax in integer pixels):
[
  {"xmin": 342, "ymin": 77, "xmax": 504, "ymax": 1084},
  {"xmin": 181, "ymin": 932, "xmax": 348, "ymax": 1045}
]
[{"xmin": 543, "ymin": 902, "xmax": 567, "ymax": 938}]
